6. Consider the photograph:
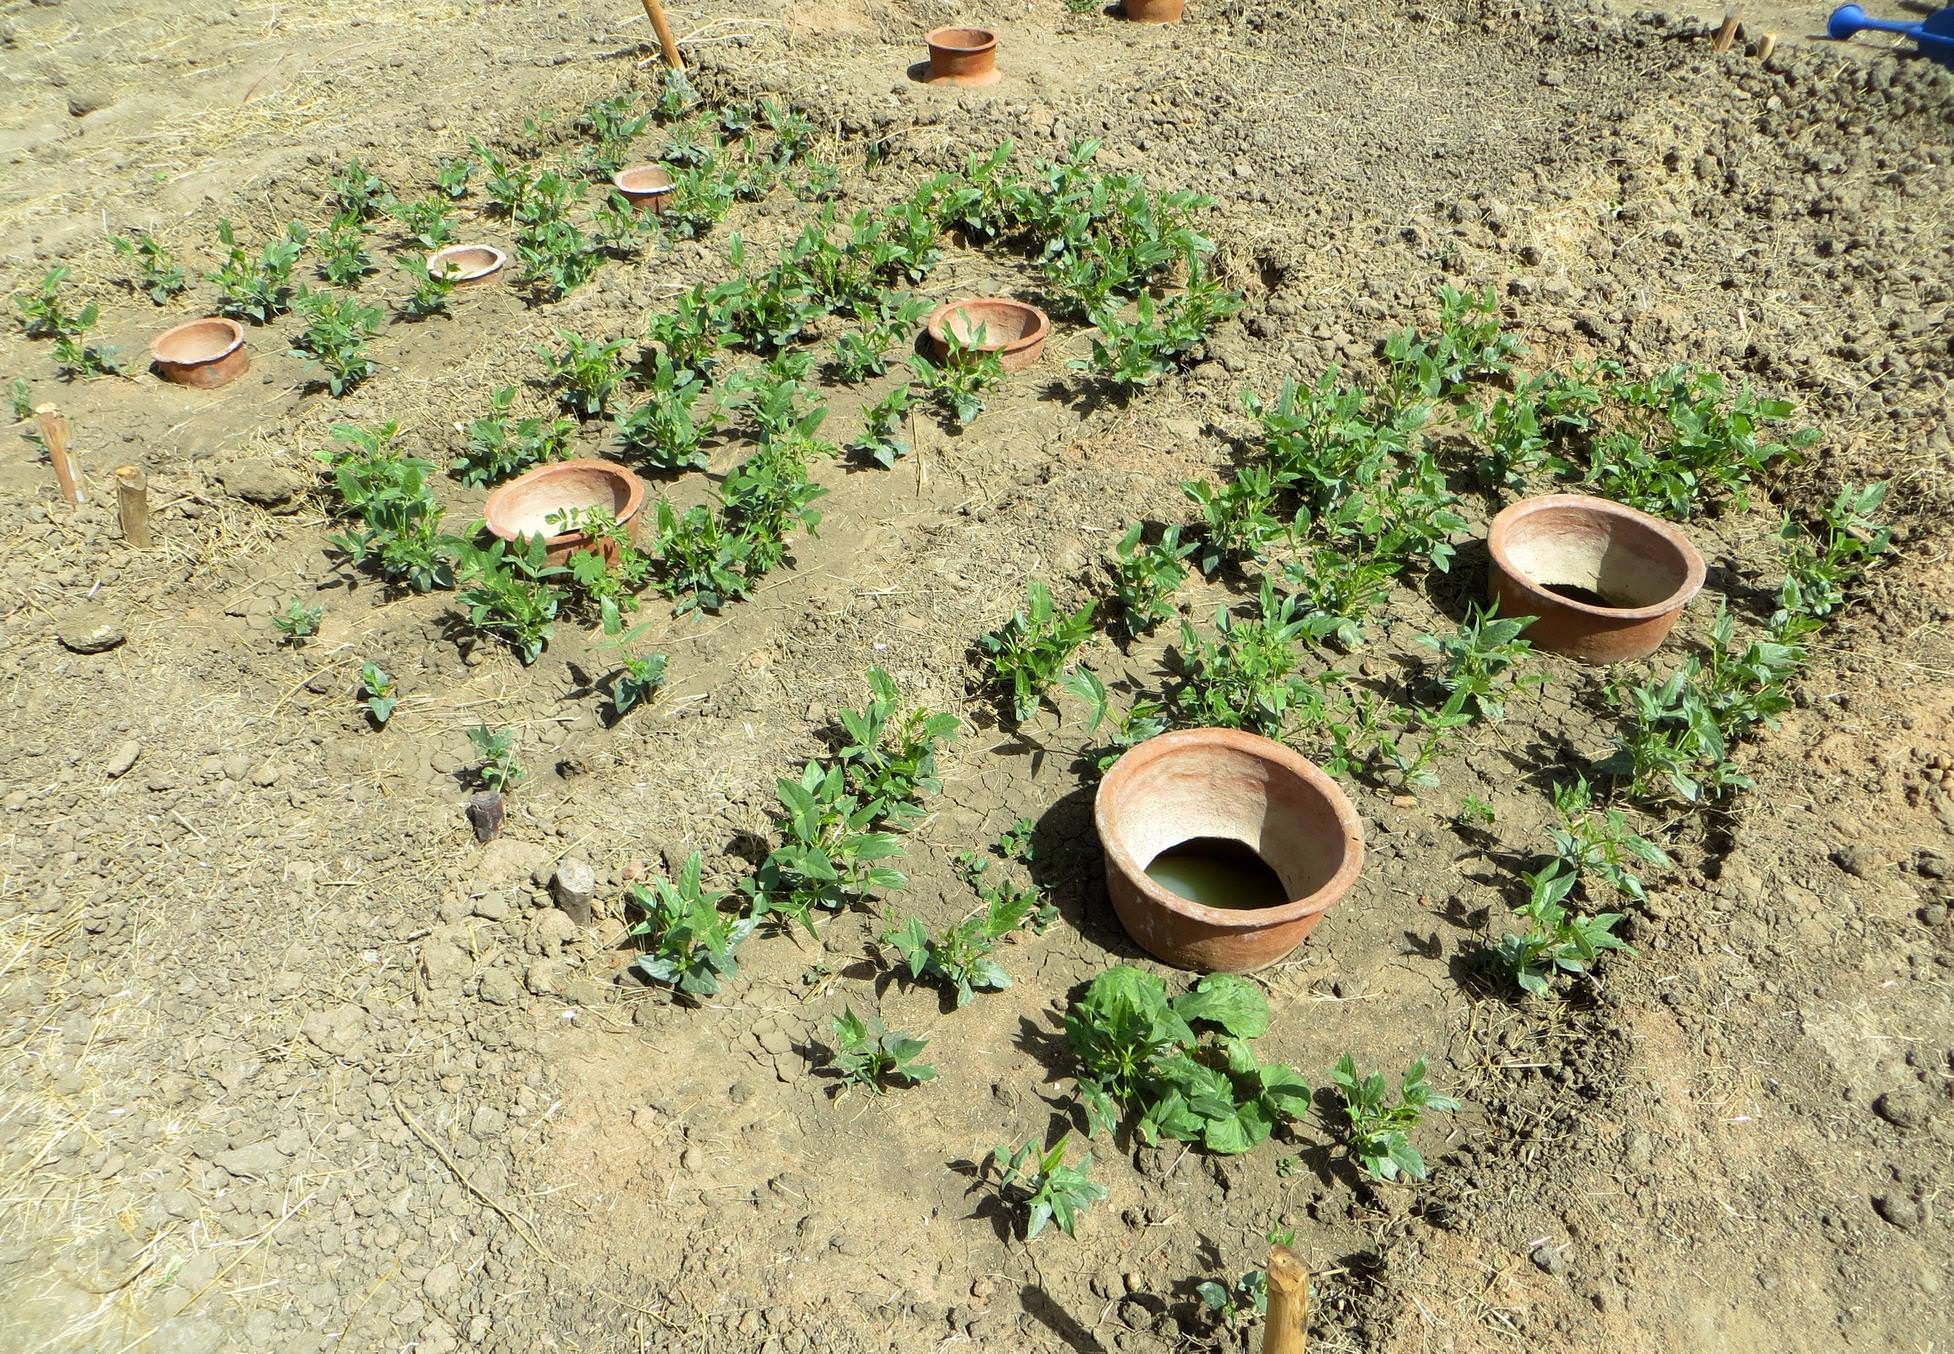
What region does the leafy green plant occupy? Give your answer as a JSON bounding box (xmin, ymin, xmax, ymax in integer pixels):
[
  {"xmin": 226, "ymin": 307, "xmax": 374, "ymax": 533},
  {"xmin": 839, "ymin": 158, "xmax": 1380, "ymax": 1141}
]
[
  {"xmin": 833, "ymin": 667, "xmax": 956, "ymax": 830},
  {"xmin": 273, "ymin": 599, "xmax": 322, "ymax": 644},
  {"xmin": 1457, "ymin": 795, "xmax": 1496, "ymax": 829},
  {"xmin": 651, "ymin": 501, "xmax": 750, "ymax": 614},
  {"xmin": 329, "ymin": 159, "xmax": 390, "ymax": 219},
  {"xmin": 1491, "ymin": 863, "xmax": 1632, "ymax": 997},
  {"xmin": 642, "ymin": 288, "xmax": 720, "ymax": 384},
  {"xmin": 1420, "ymin": 602, "xmax": 1541, "ymax": 723},
  {"xmin": 591, "ymin": 190, "xmax": 658, "ymax": 259},
  {"xmin": 515, "ymin": 217, "xmax": 600, "ymax": 300},
  {"xmin": 389, "ymin": 196, "xmax": 455, "ymax": 251},
  {"xmin": 317, "ymin": 213, "xmax": 375, "ymax": 287},
  {"xmin": 596, "ymin": 598, "xmax": 668, "ymax": 718},
  {"xmin": 721, "ymin": 438, "xmax": 827, "ymax": 579},
  {"xmin": 544, "ymin": 331, "xmax": 631, "ymax": 418},
  {"xmin": 466, "ymin": 725, "xmax": 525, "ymax": 792},
  {"xmin": 435, "ymin": 158, "xmax": 472, "ymax": 199},
  {"xmin": 1182, "ymin": 464, "xmax": 1290, "ymax": 578},
  {"xmin": 656, "ymin": 66, "xmax": 699, "ymax": 121},
  {"xmin": 1546, "ymin": 775, "xmax": 1667, "ymax": 903},
  {"xmin": 1075, "ymin": 266, "xmax": 1240, "ymax": 389},
  {"xmin": 828, "ymin": 294, "xmax": 926, "ymax": 383},
  {"xmin": 1065, "ymin": 966, "xmax": 1310, "ymax": 1154},
  {"xmin": 1059, "ymin": 667, "xmax": 1170, "ymax": 773},
  {"xmin": 987, "ymin": 1136, "xmax": 1106, "ymax": 1241},
  {"xmin": 743, "ymin": 761, "xmax": 906, "ymax": 937},
  {"xmin": 883, "ymin": 882, "xmax": 1036, "ymax": 1008},
  {"xmin": 1381, "ymin": 284, "xmax": 1522, "ymax": 406},
  {"xmin": 1326, "ymin": 1055, "xmax": 1458, "ymax": 1182},
  {"xmin": 830, "ymin": 1008, "xmax": 936, "ymax": 1092},
  {"xmin": 629, "ymin": 851, "xmax": 753, "ymax": 997},
  {"xmin": 911, "ymin": 330, "xmax": 1004, "ymax": 428},
  {"xmin": 357, "ymin": 663, "xmax": 397, "ymax": 727},
  {"xmin": 455, "ymin": 386, "xmax": 576, "ymax": 488},
  {"xmin": 208, "ymin": 219, "xmax": 307, "ymax": 323},
  {"xmin": 575, "ymin": 89, "xmax": 651, "ymax": 177},
  {"xmin": 979, "ymin": 582, "xmax": 1097, "ymax": 722},
  {"xmin": 15, "ymin": 267, "xmax": 120, "ymax": 375},
  {"xmin": 1107, "ymin": 523, "xmax": 1193, "ymax": 638},
  {"xmin": 111, "ymin": 233, "xmax": 188, "ymax": 303},
  {"xmin": 1174, "ymin": 582, "xmax": 1319, "ymax": 736},
  {"xmin": 614, "ymin": 356, "xmax": 714, "ymax": 471},
  {"xmin": 454, "ymin": 534, "xmax": 567, "ymax": 664},
  {"xmin": 316, "ymin": 424, "xmax": 455, "ymax": 591},
  {"xmin": 288, "ymin": 288, "xmax": 383, "ymax": 395},
  {"xmin": 395, "ymin": 255, "xmax": 457, "ymax": 320},
  {"xmin": 850, "ymin": 386, "xmax": 913, "ymax": 469},
  {"xmin": 1773, "ymin": 481, "xmax": 1890, "ymax": 634},
  {"xmin": 664, "ymin": 159, "xmax": 735, "ymax": 239}
]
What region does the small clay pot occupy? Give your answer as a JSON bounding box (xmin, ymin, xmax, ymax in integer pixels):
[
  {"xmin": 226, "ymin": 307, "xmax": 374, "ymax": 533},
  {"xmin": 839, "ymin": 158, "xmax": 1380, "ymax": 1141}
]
[
  {"xmin": 427, "ymin": 244, "xmax": 506, "ymax": 286},
  {"xmin": 149, "ymin": 317, "xmax": 248, "ymax": 389},
  {"xmin": 1123, "ymin": 0, "xmax": 1185, "ymax": 21},
  {"xmin": 1094, "ymin": 728, "xmax": 1365, "ymax": 973},
  {"xmin": 1487, "ymin": 493, "xmax": 1707, "ymax": 664},
  {"xmin": 924, "ymin": 298, "xmax": 1049, "ymax": 371},
  {"xmin": 924, "ymin": 26, "xmax": 1001, "ymax": 86},
  {"xmin": 610, "ymin": 165, "xmax": 675, "ymax": 214},
  {"xmin": 483, "ymin": 459, "xmax": 645, "ymax": 567}
]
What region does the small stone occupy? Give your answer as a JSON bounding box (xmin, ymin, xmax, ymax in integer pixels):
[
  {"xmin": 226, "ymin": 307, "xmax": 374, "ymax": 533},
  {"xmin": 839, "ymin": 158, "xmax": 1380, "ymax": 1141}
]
[
  {"xmin": 57, "ymin": 605, "xmax": 126, "ymax": 654},
  {"xmin": 105, "ymin": 740, "xmax": 141, "ymax": 778},
  {"xmin": 551, "ymin": 858, "xmax": 596, "ymax": 925},
  {"xmin": 681, "ymin": 1145, "xmax": 705, "ymax": 1172},
  {"xmin": 1874, "ymin": 1192, "xmax": 1925, "ymax": 1231},
  {"xmin": 421, "ymin": 1261, "xmax": 461, "ymax": 1305},
  {"xmin": 531, "ymin": 909, "xmax": 577, "ymax": 955},
  {"xmin": 248, "ymin": 762, "xmax": 282, "ymax": 788},
  {"xmin": 1830, "ymin": 845, "xmax": 1869, "ymax": 879},
  {"xmin": 421, "ymin": 941, "xmax": 469, "ymax": 990},
  {"xmin": 222, "ymin": 753, "xmax": 249, "ymax": 781},
  {"xmin": 1530, "ymin": 1242, "xmax": 1568, "ymax": 1276},
  {"xmin": 1873, "ymin": 1087, "xmax": 1931, "ymax": 1130},
  {"xmin": 214, "ymin": 459, "xmax": 307, "ymax": 512},
  {"xmin": 524, "ymin": 959, "xmax": 566, "ymax": 996},
  {"xmin": 66, "ymin": 86, "xmax": 110, "ymax": 117},
  {"xmin": 478, "ymin": 968, "xmax": 522, "ymax": 1006},
  {"xmin": 467, "ymin": 792, "xmax": 504, "ymax": 844}
]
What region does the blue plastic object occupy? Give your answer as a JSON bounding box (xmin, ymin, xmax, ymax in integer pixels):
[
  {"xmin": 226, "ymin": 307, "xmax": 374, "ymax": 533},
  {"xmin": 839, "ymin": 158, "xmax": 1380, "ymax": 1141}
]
[{"xmin": 1827, "ymin": 4, "xmax": 1954, "ymax": 65}]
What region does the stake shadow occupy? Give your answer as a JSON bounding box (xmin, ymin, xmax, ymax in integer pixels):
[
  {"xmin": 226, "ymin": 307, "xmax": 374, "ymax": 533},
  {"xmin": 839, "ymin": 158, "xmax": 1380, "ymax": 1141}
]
[{"xmin": 1019, "ymin": 1285, "xmax": 1109, "ymax": 1354}]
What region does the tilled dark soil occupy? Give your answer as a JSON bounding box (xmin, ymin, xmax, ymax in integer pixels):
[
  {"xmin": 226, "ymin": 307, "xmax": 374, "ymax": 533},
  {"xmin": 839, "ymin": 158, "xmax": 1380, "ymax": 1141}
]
[{"xmin": 1, "ymin": 2, "xmax": 1950, "ymax": 1352}]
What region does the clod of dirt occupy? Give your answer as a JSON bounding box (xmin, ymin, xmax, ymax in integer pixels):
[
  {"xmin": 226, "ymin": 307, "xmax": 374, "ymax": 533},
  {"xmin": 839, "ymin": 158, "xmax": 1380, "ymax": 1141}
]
[
  {"xmin": 105, "ymin": 740, "xmax": 141, "ymax": 778},
  {"xmin": 477, "ymin": 968, "xmax": 521, "ymax": 1006},
  {"xmin": 550, "ymin": 858, "xmax": 595, "ymax": 924},
  {"xmin": 214, "ymin": 460, "xmax": 308, "ymax": 512},
  {"xmin": 65, "ymin": 86, "xmax": 108, "ymax": 117},
  {"xmin": 56, "ymin": 604, "xmax": 125, "ymax": 654},
  {"xmin": 1872, "ymin": 1087, "xmax": 1932, "ymax": 1130}
]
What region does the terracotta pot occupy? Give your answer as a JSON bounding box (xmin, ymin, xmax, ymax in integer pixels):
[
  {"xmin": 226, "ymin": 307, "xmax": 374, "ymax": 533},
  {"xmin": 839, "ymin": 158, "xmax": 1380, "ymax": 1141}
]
[
  {"xmin": 610, "ymin": 164, "xmax": 675, "ymax": 214},
  {"xmin": 149, "ymin": 317, "xmax": 248, "ymax": 388},
  {"xmin": 924, "ymin": 26, "xmax": 1001, "ymax": 86},
  {"xmin": 924, "ymin": 298, "xmax": 1049, "ymax": 371},
  {"xmin": 1123, "ymin": 0, "xmax": 1185, "ymax": 21},
  {"xmin": 483, "ymin": 459, "xmax": 645, "ymax": 567},
  {"xmin": 427, "ymin": 244, "xmax": 506, "ymax": 286},
  {"xmin": 1094, "ymin": 728, "xmax": 1365, "ymax": 973},
  {"xmin": 1487, "ymin": 493, "xmax": 1707, "ymax": 664}
]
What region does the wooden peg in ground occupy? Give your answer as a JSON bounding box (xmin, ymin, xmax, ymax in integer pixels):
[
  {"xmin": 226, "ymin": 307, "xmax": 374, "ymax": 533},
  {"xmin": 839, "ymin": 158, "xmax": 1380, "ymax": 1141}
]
[
  {"xmin": 638, "ymin": 0, "xmax": 682, "ymax": 69},
  {"xmin": 34, "ymin": 404, "xmax": 84, "ymax": 505},
  {"xmin": 1261, "ymin": 1245, "xmax": 1309, "ymax": 1354},
  {"xmin": 116, "ymin": 465, "xmax": 152, "ymax": 547},
  {"xmin": 1756, "ymin": 32, "xmax": 1777, "ymax": 60},
  {"xmin": 1713, "ymin": 6, "xmax": 1744, "ymax": 53}
]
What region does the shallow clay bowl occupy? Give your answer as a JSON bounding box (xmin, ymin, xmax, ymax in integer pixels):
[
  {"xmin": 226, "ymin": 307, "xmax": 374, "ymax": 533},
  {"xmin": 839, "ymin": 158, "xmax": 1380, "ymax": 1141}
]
[
  {"xmin": 150, "ymin": 317, "xmax": 248, "ymax": 388},
  {"xmin": 1123, "ymin": 0, "xmax": 1185, "ymax": 21},
  {"xmin": 1487, "ymin": 493, "xmax": 1707, "ymax": 665},
  {"xmin": 427, "ymin": 244, "xmax": 506, "ymax": 286},
  {"xmin": 924, "ymin": 26, "xmax": 1001, "ymax": 86},
  {"xmin": 610, "ymin": 164, "xmax": 675, "ymax": 214},
  {"xmin": 925, "ymin": 298, "xmax": 1049, "ymax": 371},
  {"xmin": 483, "ymin": 460, "xmax": 645, "ymax": 567},
  {"xmin": 1094, "ymin": 727, "xmax": 1365, "ymax": 973}
]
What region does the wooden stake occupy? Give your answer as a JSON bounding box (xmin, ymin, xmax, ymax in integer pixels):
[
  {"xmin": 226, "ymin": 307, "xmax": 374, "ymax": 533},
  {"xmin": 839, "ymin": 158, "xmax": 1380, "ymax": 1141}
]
[
  {"xmin": 1713, "ymin": 6, "xmax": 1743, "ymax": 54},
  {"xmin": 638, "ymin": 0, "xmax": 682, "ymax": 70},
  {"xmin": 1755, "ymin": 31, "xmax": 1776, "ymax": 61},
  {"xmin": 116, "ymin": 465, "xmax": 152, "ymax": 548},
  {"xmin": 34, "ymin": 404, "xmax": 83, "ymax": 505},
  {"xmin": 1261, "ymin": 1245, "xmax": 1308, "ymax": 1354}
]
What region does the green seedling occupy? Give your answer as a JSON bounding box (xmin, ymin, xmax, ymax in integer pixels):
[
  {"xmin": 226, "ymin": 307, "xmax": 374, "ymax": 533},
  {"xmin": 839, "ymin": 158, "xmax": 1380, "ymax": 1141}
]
[
  {"xmin": 850, "ymin": 386, "xmax": 913, "ymax": 469},
  {"xmin": 1493, "ymin": 862, "xmax": 1632, "ymax": 997},
  {"xmin": 288, "ymin": 287, "xmax": 383, "ymax": 395},
  {"xmin": 664, "ymin": 160, "xmax": 734, "ymax": 239},
  {"xmin": 466, "ymin": 725, "xmax": 525, "ymax": 792},
  {"xmin": 760, "ymin": 96, "xmax": 813, "ymax": 164},
  {"xmin": 1326, "ymin": 1055, "xmax": 1458, "ymax": 1182},
  {"xmin": 614, "ymin": 356, "xmax": 714, "ymax": 471},
  {"xmin": 273, "ymin": 599, "xmax": 322, "ymax": 644},
  {"xmin": 1059, "ymin": 667, "xmax": 1170, "ymax": 773},
  {"xmin": 515, "ymin": 217, "xmax": 600, "ymax": 300},
  {"xmin": 1066, "ymin": 966, "xmax": 1310, "ymax": 1153},
  {"xmin": 721, "ymin": 438, "xmax": 827, "ymax": 580},
  {"xmin": 208, "ymin": 218, "xmax": 307, "ymax": 323},
  {"xmin": 553, "ymin": 507, "xmax": 649, "ymax": 610},
  {"xmin": 795, "ymin": 158, "xmax": 843, "ymax": 202},
  {"xmin": 833, "ymin": 666, "xmax": 956, "ymax": 831},
  {"xmin": 656, "ymin": 66, "xmax": 699, "ymax": 121},
  {"xmin": 591, "ymin": 190, "xmax": 658, "ymax": 259},
  {"xmin": 389, "ymin": 196, "xmax": 455, "ymax": 251},
  {"xmin": 743, "ymin": 760, "xmax": 906, "ymax": 938},
  {"xmin": 1773, "ymin": 481, "xmax": 1890, "ymax": 635},
  {"xmin": 1546, "ymin": 776, "xmax": 1667, "ymax": 903},
  {"xmin": 882, "ymin": 885, "xmax": 1035, "ymax": 1009},
  {"xmin": 315, "ymin": 423, "xmax": 454, "ymax": 591},
  {"xmin": 1107, "ymin": 523, "xmax": 1193, "ymax": 638},
  {"xmin": 910, "ymin": 329, "xmax": 1004, "ymax": 428},
  {"xmin": 317, "ymin": 213, "xmax": 375, "ymax": 287},
  {"xmin": 395, "ymin": 255, "xmax": 457, "ymax": 320},
  {"xmin": 454, "ymin": 534, "xmax": 566, "ymax": 664},
  {"xmin": 16, "ymin": 267, "xmax": 120, "ymax": 375},
  {"xmin": 1381, "ymin": 283, "xmax": 1522, "ymax": 406},
  {"xmin": 596, "ymin": 598, "xmax": 668, "ymax": 719},
  {"xmin": 651, "ymin": 501, "xmax": 750, "ymax": 615},
  {"xmin": 1075, "ymin": 266, "xmax": 1240, "ymax": 389},
  {"xmin": 828, "ymin": 294, "xmax": 927, "ymax": 383},
  {"xmin": 357, "ymin": 663, "xmax": 397, "ymax": 727},
  {"xmin": 1182, "ymin": 464, "xmax": 1291, "ymax": 578},
  {"xmin": 1420, "ymin": 602, "xmax": 1542, "ymax": 723},
  {"xmin": 998, "ymin": 817, "xmax": 1035, "ymax": 862},
  {"xmin": 629, "ymin": 851, "xmax": 752, "ymax": 998},
  {"xmin": 830, "ymin": 1008, "xmax": 936, "ymax": 1093},
  {"xmin": 435, "ymin": 158, "xmax": 472, "ymax": 199},
  {"xmin": 474, "ymin": 140, "xmax": 526, "ymax": 217},
  {"xmin": 642, "ymin": 287, "xmax": 720, "ymax": 384},
  {"xmin": 575, "ymin": 89, "xmax": 651, "ymax": 177},
  {"xmin": 544, "ymin": 331, "xmax": 631, "ymax": 418},
  {"xmin": 329, "ymin": 159, "xmax": 390, "ymax": 219},
  {"xmin": 456, "ymin": 385, "xmax": 576, "ymax": 487},
  {"xmin": 111, "ymin": 233, "xmax": 188, "ymax": 303},
  {"xmin": 1457, "ymin": 796, "xmax": 1496, "ymax": 829},
  {"xmin": 979, "ymin": 582, "xmax": 1097, "ymax": 723},
  {"xmin": 987, "ymin": 1136, "xmax": 1106, "ymax": 1241},
  {"xmin": 9, "ymin": 379, "xmax": 32, "ymax": 423},
  {"xmin": 1174, "ymin": 582, "xmax": 1319, "ymax": 737}
]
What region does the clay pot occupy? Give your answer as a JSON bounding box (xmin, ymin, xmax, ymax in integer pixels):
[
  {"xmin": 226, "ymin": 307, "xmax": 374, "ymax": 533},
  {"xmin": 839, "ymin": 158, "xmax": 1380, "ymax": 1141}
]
[
  {"xmin": 149, "ymin": 317, "xmax": 248, "ymax": 388},
  {"xmin": 1094, "ymin": 728, "xmax": 1365, "ymax": 973},
  {"xmin": 924, "ymin": 298, "xmax": 1049, "ymax": 371},
  {"xmin": 924, "ymin": 26, "xmax": 1001, "ymax": 86},
  {"xmin": 610, "ymin": 165, "xmax": 675, "ymax": 214},
  {"xmin": 483, "ymin": 460, "xmax": 645, "ymax": 567},
  {"xmin": 1123, "ymin": 0, "xmax": 1185, "ymax": 21},
  {"xmin": 1487, "ymin": 493, "xmax": 1707, "ymax": 664},
  {"xmin": 427, "ymin": 244, "xmax": 506, "ymax": 286}
]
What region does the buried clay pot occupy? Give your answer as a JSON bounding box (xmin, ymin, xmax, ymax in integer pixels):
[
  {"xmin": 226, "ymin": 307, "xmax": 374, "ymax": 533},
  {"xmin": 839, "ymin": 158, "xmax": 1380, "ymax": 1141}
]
[
  {"xmin": 1487, "ymin": 493, "xmax": 1706, "ymax": 664},
  {"xmin": 924, "ymin": 297, "xmax": 1049, "ymax": 371},
  {"xmin": 1094, "ymin": 728, "xmax": 1365, "ymax": 973},
  {"xmin": 483, "ymin": 459, "xmax": 645, "ymax": 567},
  {"xmin": 149, "ymin": 317, "xmax": 248, "ymax": 388},
  {"xmin": 924, "ymin": 26, "xmax": 1001, "ymax": 86},
  {"xmin": 427, "ymin": 244, "xmax": 507, "ymax": 286},
  {"xmin": 610, "ymin": 164, "xmax": 675, "ymax": 213},
  {"xmin": 1122, "ymin": 0, "xmax": 1186, "ymax": 21}
]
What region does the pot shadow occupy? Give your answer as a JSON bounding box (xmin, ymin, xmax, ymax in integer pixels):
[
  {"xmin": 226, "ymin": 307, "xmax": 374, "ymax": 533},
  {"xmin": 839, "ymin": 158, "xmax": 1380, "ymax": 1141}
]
[
  {"xmin": 1019, "ymin": 1285, "xmax": 1109, "ymax": 1354},
  {"xmin": 1025, "ymin": 781, "xmax": 1151, "ymax": 963}
]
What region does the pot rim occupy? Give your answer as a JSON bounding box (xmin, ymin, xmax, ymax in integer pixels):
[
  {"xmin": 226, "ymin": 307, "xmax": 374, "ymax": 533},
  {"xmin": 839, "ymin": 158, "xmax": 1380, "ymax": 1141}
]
[
  {"xmin": 149, "ymin": 316, "xmax": 245, "ymax": 366},
  {"xmin": 482, "ymin": 458, "xmax": 646, "ymax": 547},
  {"xmin": 611, "ymin": 164, "xmax": 675, "ymax": 195},
  {"xmin": 1094, "ymin": 727, "xmax": 1365, "ymax": 932},
  {"xmin": 1488, "ymin": 492, "xmax": 1707, "ymax": 623},
  {"xmin": 925, "ymin": 297, "xmax": 1050, "ymax": 355},
  {"xmin": 428, "ymin": 244, "xmax": 507, "ymax": 281},
  {"xmin": 925, "ymin": 25, "xmax": 999, "ymax": 53}
]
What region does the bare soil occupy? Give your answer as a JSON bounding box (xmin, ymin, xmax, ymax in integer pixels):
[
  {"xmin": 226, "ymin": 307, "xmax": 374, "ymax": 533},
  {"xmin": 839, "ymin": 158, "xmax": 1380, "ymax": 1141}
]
[{"xmin": 2, "ymin": 2, "xmax": 1951, "ymax": 1353}]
